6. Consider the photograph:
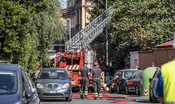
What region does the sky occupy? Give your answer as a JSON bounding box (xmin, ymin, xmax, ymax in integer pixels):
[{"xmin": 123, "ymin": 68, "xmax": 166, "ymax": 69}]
[{"xmin": 60, "ymin": 0, "xmax": 67, "ymax": 8}]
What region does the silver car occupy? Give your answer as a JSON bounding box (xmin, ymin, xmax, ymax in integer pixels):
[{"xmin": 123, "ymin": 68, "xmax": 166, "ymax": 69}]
[
  {"xmin": 35, "ymin": 68, "xmax": 72, "ymax": 101},
  {"xmin": 149, "ymin": 68, "xmax": 160, "ymax": 103}
]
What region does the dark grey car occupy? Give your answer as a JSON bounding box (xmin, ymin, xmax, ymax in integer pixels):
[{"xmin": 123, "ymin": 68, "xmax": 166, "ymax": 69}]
[
  {"xmin": 35, "ymin": 68, "xmax": 72, "ymax": 101},
  {"xmin": 0, "ymin": 63, "xmax": 40, "ymax": 104}
]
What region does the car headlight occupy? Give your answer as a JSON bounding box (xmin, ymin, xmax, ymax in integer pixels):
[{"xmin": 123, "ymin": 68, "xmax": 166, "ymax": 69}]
[
  {"xmin": 62, "ymin": 83, "xmax": 70, "ymax": 89},
  {"xmin": 37, "ymin": 83, "xmax": 43, "ymax": 89}
]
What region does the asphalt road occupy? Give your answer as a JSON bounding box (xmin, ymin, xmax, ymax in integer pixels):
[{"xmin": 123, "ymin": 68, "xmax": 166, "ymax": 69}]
[{"xmin": 40, "ymin": 92, "xmax": 161, "ymax": 104}]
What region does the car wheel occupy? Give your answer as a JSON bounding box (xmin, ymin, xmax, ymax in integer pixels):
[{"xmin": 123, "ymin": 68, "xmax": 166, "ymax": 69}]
[
  {"xmin": 109, "ymin": 84, "xmax": 113, "ymax": 93},
  {"xmin": 135, "ymin": 86, "xmax": 139, "ymax": 95},
  {"xmin": 125, "ymin": 86, "xmax": 128, "ymax": 95},
  {"xmin": 152, "ymin": 91, "xmax": 158, "ymax": 103},
  {"xmin": 66, "ymin": 91, "xmax": 72, "ymax": 101},
  {"xmin": 116, "ymin": 85, "xmax": 120, "ymax": 93},
  {"xmin": 149, "ymin": 89, "xmax": 152, "ymax": 101}
]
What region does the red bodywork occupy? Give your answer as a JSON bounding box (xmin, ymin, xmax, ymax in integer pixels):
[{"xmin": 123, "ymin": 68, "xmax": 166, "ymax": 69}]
[
  {"xmin": 126, "ymin": 80, "xmax": 141, "ymax": 92},
  {"xmin": 55, "ymin": 50, "xmax": 104, "ymax": 90}
]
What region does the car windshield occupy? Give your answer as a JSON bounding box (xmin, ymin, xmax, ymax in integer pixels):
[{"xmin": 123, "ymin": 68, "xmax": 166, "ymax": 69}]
[
  {"xmin": 124, "ymin": 71, "xmax": 134, "ymax": 78},
  {"xmin": 38, "ymin": 69, "xmax": 68, "ymax": 80},
  {"xmin": 0, "ymin": 70, "xmax": 18, "ymax": 94}
]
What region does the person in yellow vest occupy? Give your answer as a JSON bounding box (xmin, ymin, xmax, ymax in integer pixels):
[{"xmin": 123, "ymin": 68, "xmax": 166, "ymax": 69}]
[
  {"xmin": 156, "ymin": 60, "xmax": 175, "ymax": 104},
  {"xmin": 156, "ymin": 36, "xmax": 175, "ymax": 104}
]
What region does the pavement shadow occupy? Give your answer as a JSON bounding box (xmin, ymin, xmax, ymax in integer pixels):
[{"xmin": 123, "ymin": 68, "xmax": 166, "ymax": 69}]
[{"xmin": 41, "ymin": 98, "xmax": 71, "ymax": 102}]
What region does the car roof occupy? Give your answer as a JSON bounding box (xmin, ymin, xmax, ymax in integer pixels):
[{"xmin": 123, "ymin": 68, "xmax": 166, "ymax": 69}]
[
  {"xmin": 41, "ymin": 67, "xmax": 66, "ymax": 71},
  {"xmin": 0, "ymin": 63, "xmax": 18, "ymax": 71},
  {"xmin": 117, "ymin": 69, "xmax": 137, "ymax": 72}
]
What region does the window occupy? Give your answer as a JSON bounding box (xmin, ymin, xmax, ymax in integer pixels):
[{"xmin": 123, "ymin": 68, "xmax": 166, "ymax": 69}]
[
  {"xmin": 0, "ymin": 70, "xmax": 18, "ymax": 94},
  {"xmin": 21, "ymin": 68, "xmax": 29, "ymax": 92},
  {"xmin": 38, "ymin": 70, "xmax": 68, "ymax": 80},
  {"xmin": 124, "ymin": 71, "xmax": 134, "ymax": 78}
]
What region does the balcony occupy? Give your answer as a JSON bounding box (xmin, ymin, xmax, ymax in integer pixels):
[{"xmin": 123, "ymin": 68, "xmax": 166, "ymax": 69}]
[{"xmin": 62, "ymin": 6, "xmax": 75, "ymax": 18}]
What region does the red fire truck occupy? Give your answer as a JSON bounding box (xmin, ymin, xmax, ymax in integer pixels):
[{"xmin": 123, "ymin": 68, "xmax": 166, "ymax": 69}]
[
  {"xmin": 54, "ymin": 48, "xmax": 104, "ymax": 91},
  {"xmin": 52, "ymin": 4, "xmax": 114, "ymax": 91}
]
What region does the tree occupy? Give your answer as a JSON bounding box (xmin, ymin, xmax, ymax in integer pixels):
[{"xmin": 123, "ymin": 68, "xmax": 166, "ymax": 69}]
[
  {"xmin": 0, "ymin": 0, "xmax": 65, "ymax": 70},
  {"xmin": 0, "ymin": 0, "xmax": 34, "ymax": 69},
  {"xmin": 88, "ymin": 0, "xmax": 175, "ymax": 69},
  {"xmin": 31, "ymin": 0, "xmax": 65, "ymax": 67}
]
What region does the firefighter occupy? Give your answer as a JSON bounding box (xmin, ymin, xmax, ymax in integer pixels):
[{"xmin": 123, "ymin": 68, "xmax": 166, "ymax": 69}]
[
  {"xmin": 91, "ymin": 62, "xmax": 103, "ymax": 100},
  {"xmin": 156, "ymin": 36, "xmax": 175, "ymax": 104},
  {"xmin": 79, "ymin": 60, "xmax": 90, "ymax": 99}
]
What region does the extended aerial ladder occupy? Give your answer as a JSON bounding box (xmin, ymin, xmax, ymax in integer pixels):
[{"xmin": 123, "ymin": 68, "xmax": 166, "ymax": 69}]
[
  {"xmin": 65, "ymin": 5, "xmax": 115, "ymax": 53},
  {"xmin": 57, "ymin": 5, "xmax": 115, "ymax": 91}
]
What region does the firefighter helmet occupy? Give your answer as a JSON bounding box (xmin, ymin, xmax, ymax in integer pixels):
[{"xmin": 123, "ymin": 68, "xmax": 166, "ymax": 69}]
[
  {"xmin": 94, "ymin": 62, "xmax": 98, "ymax": 66},
  {"xmin": 84, "ymin": 60, "xmax": 88, "ymax": 64}
]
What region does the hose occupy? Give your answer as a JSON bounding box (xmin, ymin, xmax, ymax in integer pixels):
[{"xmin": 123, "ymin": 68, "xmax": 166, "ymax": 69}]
[{"xmin": 72, "ymin": 93, "xmax": 136, "ymax": 102}]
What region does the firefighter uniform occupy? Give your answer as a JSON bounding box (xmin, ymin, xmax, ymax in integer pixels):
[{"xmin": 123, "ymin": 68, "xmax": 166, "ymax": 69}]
[
  {"xmin": 91, "ymin": 63, "xmax": 103, "ymax": 100},
  {"xmin": 156, "ymin": 60, "xmax": 175, "ymax": 103},
  {"xmin": 79, "ymin": 65, "xmax": 89, "ymax": 99}
]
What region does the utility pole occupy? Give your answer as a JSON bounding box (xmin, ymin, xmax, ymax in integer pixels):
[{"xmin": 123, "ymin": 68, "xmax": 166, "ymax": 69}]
[{"xmin": 106, "ymin": 0, "xmax": 108, "ymax": 66}]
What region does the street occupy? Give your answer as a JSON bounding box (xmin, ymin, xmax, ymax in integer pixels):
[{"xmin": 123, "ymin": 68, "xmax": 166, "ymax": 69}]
[{"xmin": 40, "ymin": 92, "xmax": 160, "ymax": 104}]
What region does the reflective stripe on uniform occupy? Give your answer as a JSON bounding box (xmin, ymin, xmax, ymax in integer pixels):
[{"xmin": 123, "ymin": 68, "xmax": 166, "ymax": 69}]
[
  {"xmin": 161, "ymin": 60, "xmax": 175, "ymax": 102},
  {"xmin": 99, "ymin": 93, "xmax": 102, "ymax": 97},
  {"xmin": 94, "ymin": 93, "xmax": 98, "ymax": 97},
  {"xmin": 80, "ymin": 91, "xmax": 84, "ymax": 95},
  {"xmin": 84, "ymin": 91, "xmax": 88, "ymax": 95}
]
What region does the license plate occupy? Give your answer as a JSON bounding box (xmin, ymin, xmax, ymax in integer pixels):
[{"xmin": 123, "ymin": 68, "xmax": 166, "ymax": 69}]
[{"xmin": 48, "ymin": 91, "xmax": 57, "ymax": 93}]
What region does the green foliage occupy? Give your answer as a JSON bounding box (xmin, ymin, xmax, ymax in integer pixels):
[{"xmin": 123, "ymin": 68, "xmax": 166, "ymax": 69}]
[
  {"xmin": 0, "ymin": 0, "xmax": 65, "ymax": 71},
  {"xmin": 89, "ymin": 0, "xmax": 175, "ymax": 69},
  {"xmin": 109, "ymin": 0, "xmax": 175, "ymax": 51}
]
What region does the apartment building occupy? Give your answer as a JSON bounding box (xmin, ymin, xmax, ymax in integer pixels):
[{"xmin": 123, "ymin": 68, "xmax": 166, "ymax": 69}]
[{"xmin": 63, "ymin": 0, "xmax": 95, "ymax": 38}]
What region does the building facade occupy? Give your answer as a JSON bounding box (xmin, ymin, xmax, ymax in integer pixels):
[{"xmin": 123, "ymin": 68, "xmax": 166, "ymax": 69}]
[{"xmin": 63, "ymin": 0, "xmax": 95, "ymax": 39}]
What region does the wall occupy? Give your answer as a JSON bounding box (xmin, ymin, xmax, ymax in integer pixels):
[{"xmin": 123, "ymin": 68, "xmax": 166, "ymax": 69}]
[
  {"xmin": 130, "ymin": 52, "xmax": 139, "ymax": 69},
  {"xmin": 137, "ymin": 48, "xmax": 175, "ymax": 70},
  {"xmin": 153, "ymin": 48, "xmax": 175, "ymax": 67},
  {"xmin": 139, "ymin": 52, "xmax": 154, "ymax": 70}
]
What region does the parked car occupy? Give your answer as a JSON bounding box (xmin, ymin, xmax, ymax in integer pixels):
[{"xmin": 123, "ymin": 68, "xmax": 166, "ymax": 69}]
[
  {"xmin": 115, "ymin": 69, "xmax": 137, "ymax": 93},
  {"xmin": 149, "ymin": 68, "xmax": 160, "ymax": 103},
  {"xmin": 35, "ymin": 68, "xmax": 72, "ymax": 101},
  {"xmin": 125, "ymin": 70, "xmax": 143, "ymax": 95},
  {"xmin": 109, "ymin": 71, "xmax": 119, "ymax": 93},
  {"xmin": 0, "ymin": 63, "xmax": 40, "ymax": 104}
]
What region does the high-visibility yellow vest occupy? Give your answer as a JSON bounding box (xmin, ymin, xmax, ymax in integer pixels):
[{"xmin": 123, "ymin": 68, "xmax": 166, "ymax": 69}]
[{"xmin": 161, "ymin": 60, "xmax": 175, "ymax": 103}]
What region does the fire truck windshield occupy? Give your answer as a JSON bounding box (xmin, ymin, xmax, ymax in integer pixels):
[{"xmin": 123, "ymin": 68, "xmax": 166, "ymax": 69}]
[{"xmin": 66, "ymin": 59, "xmax": 80, "ymax": 65}]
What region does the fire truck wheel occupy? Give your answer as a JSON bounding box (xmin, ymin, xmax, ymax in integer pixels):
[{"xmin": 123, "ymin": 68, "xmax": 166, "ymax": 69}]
[{"xmin": 116, "ymin": 85, "xmax": 120, "ymax": 93}]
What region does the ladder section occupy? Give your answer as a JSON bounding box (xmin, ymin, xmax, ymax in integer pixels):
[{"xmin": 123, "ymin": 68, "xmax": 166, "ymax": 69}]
[
  {"xmin": 77, "ymin": 17, "xmax": 109, "ymax": 51},
  {"xmin": 65, "ymin": 5, "xmax": 114, "ymax": 51}
]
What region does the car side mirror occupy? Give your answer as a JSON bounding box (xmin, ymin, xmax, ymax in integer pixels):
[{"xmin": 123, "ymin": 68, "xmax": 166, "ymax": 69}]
[
  {"xmin": 25, "ymin": 90, "xmax": 34, "ymax": 99},
  {"xmin": 149, "ymin": 78, "xmax": 152, "ymax": 83}
]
